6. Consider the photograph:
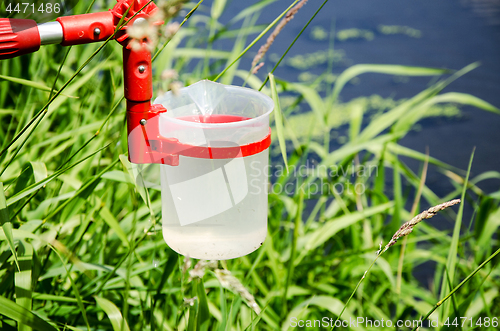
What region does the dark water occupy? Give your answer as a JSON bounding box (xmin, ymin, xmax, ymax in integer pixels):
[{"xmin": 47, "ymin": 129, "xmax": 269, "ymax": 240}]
[
  {"xmin": 219, "ymin": 0, "xmax": 500, "ymax": 205},
  {"xmin": 219, "ymin": 0, "xmax": 500, "ymax": 284}
]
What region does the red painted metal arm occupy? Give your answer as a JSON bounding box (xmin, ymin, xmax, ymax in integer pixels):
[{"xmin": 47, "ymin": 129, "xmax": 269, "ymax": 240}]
[{"xmin": 56, "ymin": 11, "xmax": 115, "ymax": 46}]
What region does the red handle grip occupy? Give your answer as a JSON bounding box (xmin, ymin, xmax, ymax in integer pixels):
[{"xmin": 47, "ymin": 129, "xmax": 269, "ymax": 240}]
[{"xmin": 0, "ymin": 19, "xmax": 41, "ymax": 60}]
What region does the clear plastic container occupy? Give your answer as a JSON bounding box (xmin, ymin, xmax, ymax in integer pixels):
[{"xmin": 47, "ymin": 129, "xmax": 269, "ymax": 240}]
[{"xmin": 153, "ymin": 80, "xmax": 273, "ymax": 259}]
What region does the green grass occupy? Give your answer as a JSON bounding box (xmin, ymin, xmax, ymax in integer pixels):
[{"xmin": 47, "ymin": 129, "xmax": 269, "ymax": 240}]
[{"xmin": 1, "ymin": 0, "xmax": 500, "ymax": 330}]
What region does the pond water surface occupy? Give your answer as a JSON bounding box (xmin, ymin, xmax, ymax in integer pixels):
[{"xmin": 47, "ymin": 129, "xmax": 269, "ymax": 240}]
[{"xmin": 218, "ymin": 0, "xmax": 500, "ymax": 208}]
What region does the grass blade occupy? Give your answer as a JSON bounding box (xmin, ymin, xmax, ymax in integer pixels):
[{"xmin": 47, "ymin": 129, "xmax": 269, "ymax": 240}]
[
  {"xmin": 412, "ymin": 245, "xmax": 500, "ymax": 331},
  {"xmin": 0, "ymin": 74, "xmax": 77, "ymax": 98},
  {"xmin": 427, "ymin": 92, "xmax": 500, "ymax": 114},
  {"xmin": 282, "ymin": 190, "xmax": 304, "ymax": 317},
  {"xmin": 6, "ymin": 144, "xmax": 110, "ymax": 206},
  {"xmin": 213, "ymin": 0, "xmax": 300, "ymax": 82},
  {"xmin": 15, "ymin": 241, "xmax": 33, "ymax": 331},
  {"xmin": 0, "ymin": 296, "xmax": 58, "ymax": 331},
  {"xmin": 440, "ymin": 148, "xmax": 475, "ymax": 320},
  {"xmin": 95, "ymin": 296, "xmax": 131, "ymax": 331},
  {"xmin": 269, "ymin": 73, "xmax": 288, "ymax": 172},
  {"xmin": 393, "ymin": 92, "xmax": 500, "ymax": 134},
  {"xmin": 259, "ymin": 0, "xmax": 330, "ymax": 90},
  {"xmin": 230, "ymin": 0, "xmax": 276, "ymax": 24},
  {"xmin": 49, "ymin": 243, "xmax": 91, "ymax": 331},
  {"xmin": 296, "ymin": 202, "xmax": 394, "ymax": 260},
  {"xmin": 0, "ymin": 182, "xmax": 9, "ymax": 225},
  {"xmin": 211, "ymin": 0, "xmax": 227, "ymax": 20},
  {"xmin": 44, "ymin": 157, "xmax": 120, "ymax": 221},
  {"xmin": 1, "ymin": 182, "xmax": 20, "ymax": 270},
  {"xmin": 331, "ymin": 64, "xmax": 449, "ymax": 105},
  {"xmin": 196, "ymin": 279, "xmax": 210, "ymax": 328},
  {"xmin": 99, "ymin": 205, "xmax": 130, "ymax": 248}
]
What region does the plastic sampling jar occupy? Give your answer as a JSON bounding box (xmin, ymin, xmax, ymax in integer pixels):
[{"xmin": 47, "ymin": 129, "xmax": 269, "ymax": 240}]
[{"xmin": 153, "ymin": 80, "xmax": 273, "ymax": 259}]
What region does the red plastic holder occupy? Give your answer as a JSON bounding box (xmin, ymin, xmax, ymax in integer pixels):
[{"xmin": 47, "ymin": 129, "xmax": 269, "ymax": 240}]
[
  {"xmin": 128, "ymin": 104, "xmax": 272, "ymax": 166},
  {"xmin": 0, "ymin": 19, "xmax": 40, "ymax": 60}
]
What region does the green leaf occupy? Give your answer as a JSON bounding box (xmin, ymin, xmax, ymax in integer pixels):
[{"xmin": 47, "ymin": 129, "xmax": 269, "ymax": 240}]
[
  {"xmin": 357, "ymin": 88, "xmax": 437, "ymax": 143},
  {"xmin": 287, "ymin": 82, "xmax": 326, "ymax": 124},
  {"xmin": 48, "ymin": 246, "xmax": 91, "ymax": 330},
  {"xmin": 243, "ymin": 306, "xmax": 267, "ymax": 331},
  {"xmin": 15, "ymin": 241, "xmax": 33, "ymax": 331},
  {"xmin": 173, "ymin": 48, "xmax": 231, "ymax": 60},
  {"xmin": 391, "ymin": 154, "xmax": 402, "ymax": 235},
  {"xmin": 29, "ymin": 161, "xmax": 48, "ymax": 183},
  {"xmin": 218, "ymin": 286, "xmax": 227, "ymax": 331},
  {"xmin": 349, "ymin": 103, "xmax": 363, "ymax": 141},
  {"xmin": 294, "ymin": 202, "xmax": 394, "ymax": 260},
  {"xmin": 230, "ymin": 0, "xmax": 276, "ymax": 24},
  {"xmin": 284, "ymin": 296, "xmax": 366, "ymax": 331},
  {"xmin": 95, "ymin": 296, "xmax": 130, "ymax": 331},
  {"xmin": 6, "ymin": 145, "xmax": 110, "ymax": 206},
  {"xmin": 0, "ymin": 74, "xmax": 78, "ymax": 98},
  {"xmin": 119, "ymin": 155, "xmax": 156, "ymax": 218},
  {"xmin": 101, "ymin": 171, "xmax": 135, "ymax": 185},
  {"xmin": 214, "ymin": 0, "xmax": 301, "ymax": 82},
  {"xmin": 269, "ymin": 73, "xmax": 288, "ymax": 172},
  {"xmin": 393, "ymin": 92, "xmax": 500, "ymax": 134},
  {"xmin": 476, "ymin": 205, "xmax": 500, "ymax": 249},
  {"xmin": 57, "ymin": 178, "xmax": 101, "ymax": 222},
  {"xmin": 99, "ymin": 205, "xmax": 130, "ymax": 247},
  {"xmin": 464, "ymin": 288, "xmax": 498, "ymax": 318},
  {"xmin": 187, "ymin": 304, "xmax": 197, "ymax": 331},
  {"xmin": 355, "ymin": 63, "xmax": 479, "ymax": 145},
  {"xmin": 211, "ymin": 0, "xmax": 227, "ymax": 20},
  {"xmin": 428, "ymin": 92, "xmax": 500, "ymax": 114},
  {"xmin": 440, "ymin": 149, "xmax": 473, "ymax": 320},
  {"xmin": 220, "ymin": 12, "xmax": 256, "ymax": 85},
  {"xmin": 374, "ymin": 256, "xmax": 395, "ymax": 288},
  {"xmin": 46, "ymin": 62, "xmax": 116, "ymax": 113},
  {"xmin": 0, "ymin": 296, "xmax": 58, "ymax": 331},
  {"xmin": 387, "ymin": 142, "xmax": 456, "ymax": 171},
  {"xmin": 1, "ymin": 182, "xmax": 20, "ymax": 270},
  {"xmin": 0, "ymin": 228, "xmax": 41, "ymax": 242},
  {"xmin": 321, "ymin": 133, "xmax": 398, "ymax": 166},
  {"xmin": 32, "ymin": 293, "xmax": 91, "ymax": 303},
  {"xmin": 0, "ymin": 182, "xmax": 10, "ymax": 225},
  {"xmin": 2, "ymin": 222, "xmax": 20, "ymax": 271},
  {"xmin": 331, "ymin": 64, "xmax": 448, "ymax": 104},
  {"xmin": 196, "ymin": 279, "xmax": 210, "ymax": 328}
]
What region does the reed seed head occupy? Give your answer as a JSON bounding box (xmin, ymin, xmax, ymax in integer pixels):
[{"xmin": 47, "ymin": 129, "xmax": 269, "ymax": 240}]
[
  {"xmin": 382, "ymin": 199, "xmax": 461, "ymax": 253},
  {"xmin": 215, "ymin": 269, "xmax": 261, "ymax": 314},
  {"xmin": 251, "ymin": 0, "xmax": 308, "ymax": 69},
  {"xmin": 252, "ymin": 62, "xmax": 265, "ymax": 74}
]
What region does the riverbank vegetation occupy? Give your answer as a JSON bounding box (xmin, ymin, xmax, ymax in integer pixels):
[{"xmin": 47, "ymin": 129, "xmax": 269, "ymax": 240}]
[{"xmin": 1, "ymin": 0, "xmax": 499, "ymax": 330}]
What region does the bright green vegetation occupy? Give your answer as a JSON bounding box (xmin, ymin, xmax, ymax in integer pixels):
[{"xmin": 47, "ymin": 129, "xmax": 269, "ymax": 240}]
[{"xmin": 1, "ymin": 1, "xmax": 500, "ymax": 330}]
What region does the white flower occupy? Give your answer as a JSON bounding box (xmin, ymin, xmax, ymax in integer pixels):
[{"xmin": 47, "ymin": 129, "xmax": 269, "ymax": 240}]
[
  {"xmin": 168, "ymin": 81, "xmax": 183, "ymax": 96},
  {"xmin": 164, "ymin": 22, "xmax": 180, "ymax": 38},
  {"xmin": 161, "ymin": 69, "xmax": 178, "ymax": 80}
]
